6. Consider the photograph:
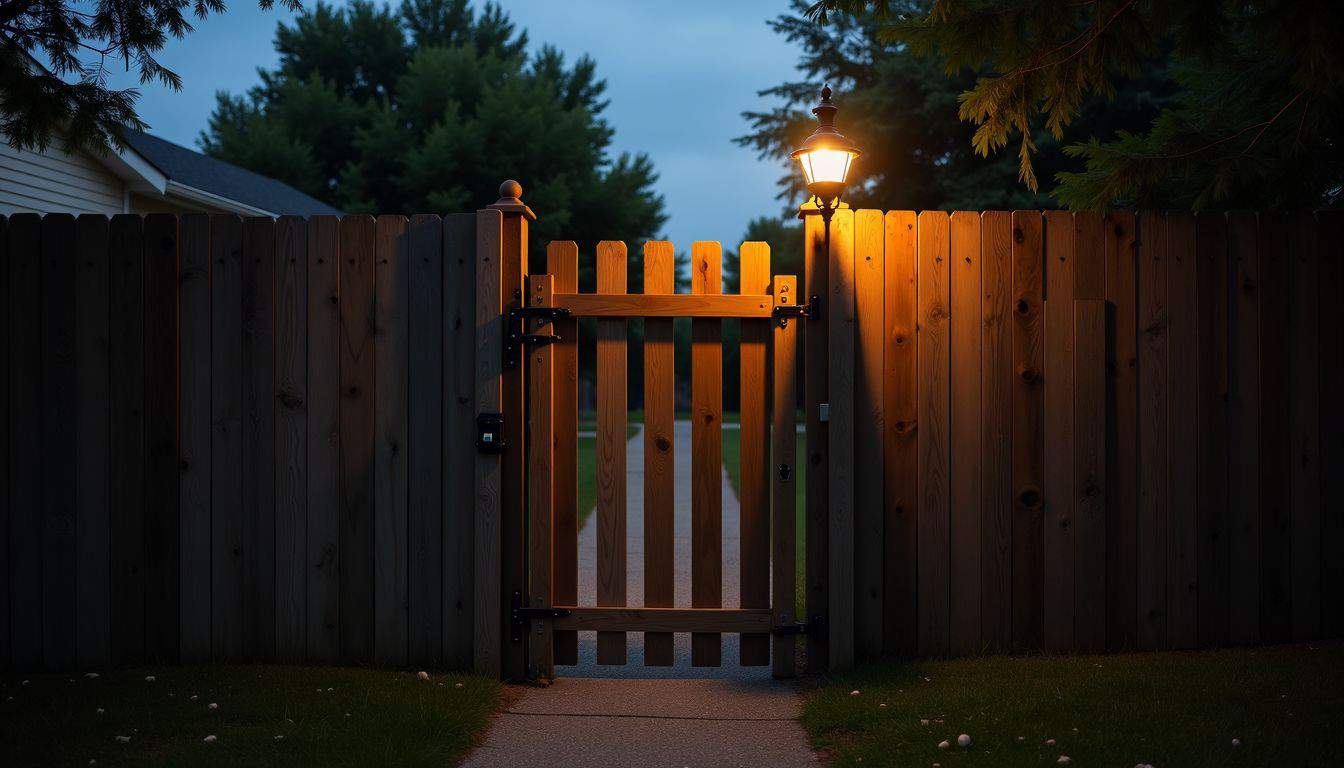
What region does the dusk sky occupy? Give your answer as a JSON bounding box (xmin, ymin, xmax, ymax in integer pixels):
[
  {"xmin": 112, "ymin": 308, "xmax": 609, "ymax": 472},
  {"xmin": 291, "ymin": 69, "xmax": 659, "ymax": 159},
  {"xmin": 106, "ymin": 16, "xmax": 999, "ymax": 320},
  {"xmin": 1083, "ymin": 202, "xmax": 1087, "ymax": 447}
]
[{"xmin": 110, "ymin": 0, "xmax": 805, "ymax": 248}]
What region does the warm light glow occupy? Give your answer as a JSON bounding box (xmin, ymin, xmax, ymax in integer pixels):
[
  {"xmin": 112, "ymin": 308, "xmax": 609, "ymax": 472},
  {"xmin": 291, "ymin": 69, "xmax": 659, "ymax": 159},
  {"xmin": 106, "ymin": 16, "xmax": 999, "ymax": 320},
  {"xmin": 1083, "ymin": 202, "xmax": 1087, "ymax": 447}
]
[{"xmin": 797, "ymin": 148, "xmax": 855, "ymax": 186}]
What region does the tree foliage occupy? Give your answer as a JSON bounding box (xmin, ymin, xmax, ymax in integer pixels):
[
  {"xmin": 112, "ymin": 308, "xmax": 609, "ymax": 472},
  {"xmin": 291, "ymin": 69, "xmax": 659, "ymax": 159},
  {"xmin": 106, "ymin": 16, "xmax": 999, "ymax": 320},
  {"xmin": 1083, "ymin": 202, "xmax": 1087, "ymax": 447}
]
[
  {"xmin": 201, "ymin": 0, "xmax": 666, "ymax": 267},
  {"xmin": 2, "ymin": 0, "xmax": 298, "ymax": 154},
  {"xmin": 804, "ymin": 0, "xmax": 1344, "ymax": 209}
]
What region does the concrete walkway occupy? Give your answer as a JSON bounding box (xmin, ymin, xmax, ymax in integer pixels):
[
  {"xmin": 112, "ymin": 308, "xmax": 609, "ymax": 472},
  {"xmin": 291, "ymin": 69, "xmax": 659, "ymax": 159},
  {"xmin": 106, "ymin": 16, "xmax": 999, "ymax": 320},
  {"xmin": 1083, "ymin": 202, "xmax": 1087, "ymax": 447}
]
[{"xmin": 462, "ymin": 421, "xmax": 817, "ymax": 767}]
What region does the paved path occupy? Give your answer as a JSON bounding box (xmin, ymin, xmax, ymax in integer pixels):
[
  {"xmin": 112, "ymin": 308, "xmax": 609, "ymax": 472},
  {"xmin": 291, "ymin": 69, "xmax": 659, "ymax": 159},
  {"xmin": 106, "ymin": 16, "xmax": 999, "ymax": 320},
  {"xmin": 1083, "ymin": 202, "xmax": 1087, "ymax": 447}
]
[{"xmin": 462, "ymin": 421, "xmax": 816, "ymax": 767}]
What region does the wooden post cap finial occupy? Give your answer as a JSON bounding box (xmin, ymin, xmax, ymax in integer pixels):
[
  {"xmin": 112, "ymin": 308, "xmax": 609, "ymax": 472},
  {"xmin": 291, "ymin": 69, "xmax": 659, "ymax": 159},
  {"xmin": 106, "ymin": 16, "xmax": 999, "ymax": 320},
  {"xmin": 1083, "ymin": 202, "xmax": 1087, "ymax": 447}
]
[{"xmin": 488, "ymin": 179, "xmax": 536, "ymax": 221}]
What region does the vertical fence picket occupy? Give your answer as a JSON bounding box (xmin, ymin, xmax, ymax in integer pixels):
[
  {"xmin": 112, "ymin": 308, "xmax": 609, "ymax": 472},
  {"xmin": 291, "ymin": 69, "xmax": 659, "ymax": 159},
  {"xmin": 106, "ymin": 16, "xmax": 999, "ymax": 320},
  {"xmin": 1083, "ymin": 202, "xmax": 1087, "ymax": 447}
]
[
  {"xmin": 473, "ymin": 208, "xmax": 504, "ymax": 677},
  {"xmin": 8, "ymin": 214, "xmax": 41, "ymax": 670},
  {"xmin": 1043, "ymin": 211, "xmax": 1076, "ymax": 653},
  {"xmin": 949, "ymin": 211, "xmax": 982, "ymax": 655},
  {"xmin": 274, "ymin": 216, "xmax": 308, "ymax": 660},
  {"xmin": 0, "ymin": 215, "xmax": 7, "ymax": 669},
  {"xmin": 1138, "ymin": 212, "xmax": 1171, "ymax": 650},
  {"xmin": 306, "ymin": 216, "xmax": 341, "ymax": 662},
  {"xmin": 547, "ymin": 240, "xmax": 580, "ymax": 666},
  {"xmin": 373, "ymin": 215, "xmax": 409, "ymax": 667},
  {"xmin": 242, "ymin": 217, "xmax": 277, "ymax": 659},
  {"xmin": 1289, "ymin": 212, "xmax": 1321, "ymax": 641},
  {"xmin": 804, "ymin": 212, "xmax": 830, "ymax": 671},
  {"xmin": 408, "ymin": 214, "xmax": 443, "ymax": 667},
  {"xmin": 1196, "ymin": 213, "xmax": 1230, "ymax": 647},
  {"xmin": 916, "ymin": 210, "xmax": 950, "ymax": 657},
  {"xmin": 1105, "ymin": 211, "xmax": 1138, "ymax": 651},
  {"xmin": 1011, "ymin": 211, "xmax": 1044, "ymax": 652},
  {"xmin": 853, "ymin": 211, "xmax": 885, "ymax": 658},
  {"xmin": 212, "ymin": 215, "xmax": 244, "ymax": 660},
  {"xmin": 339, "ymin": 215, "xmax": 376, "ymax": 663},
  {"xmin": 1073, "ymin": 213, "xmax": 1108, "ymax": 652},
  {"xmin": 179, "ymin": 214, "xmax": 212, "ymax": 662},
  {"xmin": 1165, "ymin": 213, "xmax": 1199, "ymax": 650},
  {"xmin": 692, "ymin": 240, "xmax": 724, "ymax": 667},
  {"xmin": 772, "ymin": 274, "xmax": 800, "ymax": 678},
  {"xmin": 740, "ymin": 241, "xmax": 772, "ymax": 666},
  {"xmin": 143, "ymin": 213, "xmax": 180, "ymax": 662},
  {"xmin": 1320, "ymin": 211, "xmax": 1344, "ymax": 638},
  {"xmin": 444, "ymin": 213, "xmax": 477, "ymax": 668},
  {"xmin": 642, "ymin": 241, "xmax": 676, "ymax": 666},
  {"xmin": 1258, "ymin": 213, "xmax": 1292, "ymax": 644},
  {"xmin": 827, "ymin": 211, "xmax": 856, "ymax": 670},
  {"xmin": 598, "ymin": 241, "xmax": 630, "ymax": 665},
  {"xmin": 526, "ymin": 275, "xmax": 556, "ymax": 679},
  {"xmin": 882, "ymin": 210, "xmax": 917, "ymax": 656},
  {"xmin": 979, "ymin": 211, "xmax": 1014, "ymax": 652},
  {"xmin": 1227, "ymin": 211, "xmax": 1260, "ymax": 646}
]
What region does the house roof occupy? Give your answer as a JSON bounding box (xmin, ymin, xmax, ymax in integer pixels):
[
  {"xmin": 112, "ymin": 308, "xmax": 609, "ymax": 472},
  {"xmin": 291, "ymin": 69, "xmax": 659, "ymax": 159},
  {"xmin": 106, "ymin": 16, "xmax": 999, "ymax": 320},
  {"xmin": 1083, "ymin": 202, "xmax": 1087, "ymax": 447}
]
[{"xmin": 123, "ymin": 130, "xmax": 342, "ymax": 217}]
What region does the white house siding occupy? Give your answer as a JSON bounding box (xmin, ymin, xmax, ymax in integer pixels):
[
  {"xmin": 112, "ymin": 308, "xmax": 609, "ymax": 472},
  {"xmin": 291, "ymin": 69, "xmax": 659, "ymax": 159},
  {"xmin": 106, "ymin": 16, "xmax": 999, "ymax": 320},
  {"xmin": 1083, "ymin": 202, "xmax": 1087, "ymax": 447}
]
[{"xmin": 0, "ymin": 140, "xmax": 126, "ymax": 215}]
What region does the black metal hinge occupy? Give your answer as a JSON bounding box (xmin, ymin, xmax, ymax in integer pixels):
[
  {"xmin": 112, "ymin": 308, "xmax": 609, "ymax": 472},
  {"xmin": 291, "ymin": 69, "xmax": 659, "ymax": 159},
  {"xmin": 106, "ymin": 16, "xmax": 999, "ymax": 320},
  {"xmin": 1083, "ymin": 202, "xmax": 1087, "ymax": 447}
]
[
  {"xmin": 510, "ymin": 591, "xmax": 572, "ymax": 643},
  {"xmin": 772, "ymin": 295, "xmax": 821, "ymax": 328},
  {"xmin": 772, "ymin": 615, "xmax": 826, "ymax": 638},
  {"xmin": 504, "ymin": 305, "xmax": 572, "ymax": 368}
]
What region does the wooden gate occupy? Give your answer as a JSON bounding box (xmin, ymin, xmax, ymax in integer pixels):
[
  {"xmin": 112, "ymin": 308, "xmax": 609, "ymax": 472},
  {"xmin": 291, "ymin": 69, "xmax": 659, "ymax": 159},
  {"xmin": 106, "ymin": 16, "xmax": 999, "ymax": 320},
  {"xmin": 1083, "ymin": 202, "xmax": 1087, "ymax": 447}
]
[{"xmin": 518, "ymin": 240, "xmax": 803, "ymax": 680}]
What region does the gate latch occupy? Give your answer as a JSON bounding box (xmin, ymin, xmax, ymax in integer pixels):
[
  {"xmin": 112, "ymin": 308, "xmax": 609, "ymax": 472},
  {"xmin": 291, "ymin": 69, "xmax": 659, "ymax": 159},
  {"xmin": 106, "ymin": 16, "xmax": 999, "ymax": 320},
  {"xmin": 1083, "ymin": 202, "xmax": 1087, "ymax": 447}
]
[
  {"xmin": 510, "ymin": 591, "xmax": 572, "ymax": 643},
  {"xmin": 772, "ymin": 295, "xmax": 821, "ymax": 328},
  {"xmin": 504, "ymin": 305, "xmax": 572, "ymax": 367},
  {"xmin": 772, "ymin": 615, "xmax": 825, "ymax": 638},
  {"xmin": 475, "ymin": 412, "xmax": 506, "ymax": 454}
]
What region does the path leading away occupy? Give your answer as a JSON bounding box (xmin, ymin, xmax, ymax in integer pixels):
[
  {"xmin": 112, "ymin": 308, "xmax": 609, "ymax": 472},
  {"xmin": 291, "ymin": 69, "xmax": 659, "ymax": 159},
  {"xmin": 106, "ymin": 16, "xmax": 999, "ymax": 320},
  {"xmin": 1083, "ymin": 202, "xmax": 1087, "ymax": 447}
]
[{"xmin": 462, "ymin": 421, "xmax": 816, "ymax": 767}]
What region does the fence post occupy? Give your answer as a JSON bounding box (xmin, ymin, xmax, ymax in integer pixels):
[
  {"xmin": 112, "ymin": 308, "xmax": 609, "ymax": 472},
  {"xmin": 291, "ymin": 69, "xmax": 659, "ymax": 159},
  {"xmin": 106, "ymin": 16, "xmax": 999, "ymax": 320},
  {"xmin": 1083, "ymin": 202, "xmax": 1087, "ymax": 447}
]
[{"xmin": 802, "ymin": 205, "xmax": 830, "ymax": 672}]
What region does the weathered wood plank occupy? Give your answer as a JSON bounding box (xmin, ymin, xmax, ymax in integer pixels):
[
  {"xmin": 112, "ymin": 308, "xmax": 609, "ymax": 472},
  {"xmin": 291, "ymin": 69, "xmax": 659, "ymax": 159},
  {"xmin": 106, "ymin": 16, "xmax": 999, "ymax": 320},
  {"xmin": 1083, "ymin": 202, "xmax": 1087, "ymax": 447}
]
[
  {"xmin": 949, "ymin": 211, "xmax": 982, "ymax": 655},
  {"xmin": 1289, "ymin": 211, "xmax": 1321, "ymax": 641},
  {"xmin": 0, "ymin": 215, "xmax": 7, "ymax": 668},
  {"xmin": 1319, "ymin": 211, "xmax": 1344, "ymax": 639},
  {"xmin": 211, "ymin": 214, "xmax": 244, "ymax": 660},
  {"xmin": 7, "ymin": 214, "xmax": 42, "ymax": 669},
  {"xmin": 306, "ymin": 216, "xmax": 341, "ymax": 662},
  {"xmin": 1137, "ymin": 212, "xmax": 1170, "ymax": 650},
  {"xmin": 473, "ymin": 209, "xmax": 504, "ymax": 677},
  {"xmin": 916, "ymin": 210, "xmax": 950, "ymax": 656},
  {"xmin": 551, "ymin": 293, "xmax": 772, "ymax": 318},
  {"xmin": 1105, "ymin": 211, "xmax": 1138, "ymax": 651},
  {"xmin": 178, "ymin": 214, "xmax": 212, "ymax": 662},
  {"xmin": 444, "ymin": 213, "xmax": 477, "ymax": 669},
  {"xmin": 642, "ymin": 240, "xmax": 676, "ymax": 666},
  {"xmin": 1227, "ymin": 211, "xmax": 1260, "ymax": 646},
  {"xmin": 691, "ymin": 240, "xmax": 723, "ymax": 667},
  {"xmin": 772, "ymin": 274, "xmax": 800, "ymax": 678},
  {"xmin": 1165, "ymin": 213, "xmax": 1199, "ymax": 649},
  {"xmin": 108, "ymin": 214, "xmax": 146, "ymax": 666},
  {"xmin": 739, "ymin": 240, "xmax": 772, "ymax": 666},
  {"xmin": 1042, "ymin": 211, "xmax": 1075, "ymax": 653},
  {"xmin": 979, "ymin": 210, "xmax": 1014, "ymax": 652},
  {"xmin": 274, "ymin": 216, "xmax": 308, "ymax": 660},
  {"xmin": 1258, "ymin": 212, "xmax": 1292, "ymax": 644},
  {"xmin": 408, "ymin": 214, "xmax": 443, "ymax": 668},
  {"xmin": 1074, "ymin": 298, "xmax": 1108, "ymax": 653},
  {"xmin": 242, "ymin": 217, "xmax": 277, "ymax": 659},
  {"xmin": 554, "ymin": 608, "xmax": 773, "ymax": 634},
  {"xmin": 804, "ymin": 213, "xmax": 830, "ymax": 671},
  {"xmin": 526, "ymin": 274, "xmax": 556, "ymax": 679},
  {"xmin": 828, "ymin": 210, "xmax": 856, "ymax": 670},
  {"xmin": 339, "ymin": 215, "xmax": 377, "ymax": 663},
  {"xmin": 852, "ymin": 210, "xmax": 885, "ymax": 658},
  {"xmin": 547, "ymin": 240, "xmax": 579, "ymax": 667},
  {"xmin": 596, "ymin": 240, "xmax": 630, "ymax": 665},
  {"xmin": 497, "ymin": 209, "xmax": 529, "ymax": 681},
  {"xmin": 1195, "ymin": 213, "xmax": 1229, "ymax": 648},
  {"xmin": 75, "ymin": 215, "xmax": 111, "ymax": 669},
  {"xmin": 374, "ymin": 215, "xmax": 409, "ymax": 666},
  {"xmin": 1011, "ymin": 210, "xmax": 1044, "ymax": 652},
  {"xmin": 883, "ymin": 210, "xmax": 918, "ymax": 656},
  {"xmin": 143, "ymin": 213, "xmax": 180, "ymax": 662}
]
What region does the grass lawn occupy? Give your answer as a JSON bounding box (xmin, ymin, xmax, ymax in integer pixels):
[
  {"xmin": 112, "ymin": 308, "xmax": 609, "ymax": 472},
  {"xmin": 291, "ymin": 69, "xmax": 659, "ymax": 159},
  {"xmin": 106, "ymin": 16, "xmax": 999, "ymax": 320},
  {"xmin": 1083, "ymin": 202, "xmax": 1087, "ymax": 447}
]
[
  {"xmin": 576, "ymin": 423, "xmax": 641, "ymax": 529},
  {"xmin": 1, "ymin": 665, "xmax": 498, "ymax": 767},
  {"xmin": 803, "ymin": 643, "xmax": 1344, "ymax": 767}
]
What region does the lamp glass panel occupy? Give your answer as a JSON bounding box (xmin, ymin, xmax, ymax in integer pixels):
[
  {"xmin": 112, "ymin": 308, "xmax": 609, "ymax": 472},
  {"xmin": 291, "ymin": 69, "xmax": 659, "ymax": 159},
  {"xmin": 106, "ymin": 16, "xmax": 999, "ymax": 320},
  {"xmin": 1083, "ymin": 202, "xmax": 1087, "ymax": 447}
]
[{"xmin": 799, "ymin": 149, "xmax": 854, "ymax": 185}]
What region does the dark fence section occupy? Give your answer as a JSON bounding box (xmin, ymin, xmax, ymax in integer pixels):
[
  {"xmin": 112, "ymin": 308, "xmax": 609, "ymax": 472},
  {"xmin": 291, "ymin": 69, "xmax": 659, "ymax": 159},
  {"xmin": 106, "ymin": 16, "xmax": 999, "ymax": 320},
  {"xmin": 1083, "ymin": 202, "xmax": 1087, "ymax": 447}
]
[{"xmin": 2, "ymin": 212, "xmax": 479, "ymax": 671}]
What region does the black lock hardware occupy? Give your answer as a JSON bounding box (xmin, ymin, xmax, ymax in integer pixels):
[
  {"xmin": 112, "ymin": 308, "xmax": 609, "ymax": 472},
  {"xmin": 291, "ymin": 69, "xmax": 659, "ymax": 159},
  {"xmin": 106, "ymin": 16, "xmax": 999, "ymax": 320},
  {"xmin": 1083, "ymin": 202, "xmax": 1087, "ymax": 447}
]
[
  {"xmin": 772, "ymin": 294, "xmax": 821, "ymax": 328},
  {"xmin": 476, "ymin": 412, "xmax": 506, "ymax": 454}
]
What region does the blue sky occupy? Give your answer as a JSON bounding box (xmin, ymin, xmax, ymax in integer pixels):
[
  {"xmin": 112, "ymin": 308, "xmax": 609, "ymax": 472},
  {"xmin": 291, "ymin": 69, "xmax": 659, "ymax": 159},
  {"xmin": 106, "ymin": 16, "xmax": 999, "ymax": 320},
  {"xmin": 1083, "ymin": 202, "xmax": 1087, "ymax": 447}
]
[{"xmin": 110, "ymin": 0, "xmax": 806, "ymax": 248}]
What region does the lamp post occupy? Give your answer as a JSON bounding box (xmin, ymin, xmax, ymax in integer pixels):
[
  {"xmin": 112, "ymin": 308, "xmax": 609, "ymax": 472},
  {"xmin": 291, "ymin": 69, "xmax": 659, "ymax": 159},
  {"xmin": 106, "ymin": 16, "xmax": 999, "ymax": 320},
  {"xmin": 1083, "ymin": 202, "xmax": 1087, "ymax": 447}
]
[{"xmin": 791, "ymin": 84, "xmax": 862, "ymax": 230}]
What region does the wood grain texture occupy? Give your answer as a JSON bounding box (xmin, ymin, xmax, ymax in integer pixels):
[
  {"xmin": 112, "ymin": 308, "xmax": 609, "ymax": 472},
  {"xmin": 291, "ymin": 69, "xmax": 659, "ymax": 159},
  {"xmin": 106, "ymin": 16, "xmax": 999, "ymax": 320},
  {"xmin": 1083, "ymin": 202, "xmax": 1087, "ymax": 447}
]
[
  {"xmin": 444, "ymin": 213, "xmax": 477, "ymax": 669},
  {"xmin": 554, "ymin": 608, "xmax": 773, "ymax": 634},
  {"xmin": 1195, "ymin": 213, "xmax": 1230, "ymax": 648},
  {"xmin": 597, "ymin": 240, "xmax": 629, "ymax": 665},
  {"xmin": 1227, "ymin": 211, "xmax": 1260, "ymax": 646},
  {"xmin": 883, "ymin": 210, "xmax": 918, "ymax": 656},
  {"xmin": 739, "ymin": 240, "xmax": 772, "ymax": 666},
  {"xmin": 547, "ymin": 240, "xmax": 579, "ymax": 666},
  {"xmin": 1011, "ymin": 211, "xmax": 1044, "ymax": 652},
  {"xmin": 916, "ymin": 210, "xmax": 951, "ymax": 657},
  {"xmin": 1257, "ymin": 212, "xmax": 1291, "ymax": 644},
  {"xmin": 306, "ymin": 216, "xmax": 341, "ymax": 662},
  {"xmin": 1042, "ymin": 211, "xmax": 1075, "ymax": 653},
  {"xmin": 949, "ymin": 211, "xmax": 982, "ymax": 655},
  {"xmin": 804, "ymin": 213, "xmax": 830, "ymax": 672},
  {"xmin": 339, "ymin": 215, "xmax": 376, "ymax": 663},
  {"xmin": 1137, "ymin": 212, "xmax": 1170, "ymax": 650},
  {"xmin": 1074, "ymin": 299, "xmax": 1108, "ymax": 653},
  {"xmin": 552, "ymin": 293, "xmax": 772, "ymax": 318},
  {"xmin": 828, "ymin": 211, "xmax": 856, "ymax": 670},
  {"xmin": 1165, "ymin": 213, "xmax": 1199, "ymax": 649},
  {"xmin": 108, "ymin": 215, "xmax": 146, "ymax": 666},
  {"xmin": 373, "ymin": 215, "xmax": 409, "ymax": 666},
  {"xmin": 498, "ymin": 212, "xmax": 529, "ymax": 681},
  {"xmin": 853, "ymin": 210, "xmax": 885, "ymax": 658},
  {"xmin": 1288, "ymin": 212, "xmax": 1321, "ymax": 641},
  {"xmin": 979, "ymin": 211, "xmax": 1014, "ymax": 652},
  {"xmin": 772, "ymin": 274, "xmax": 799, "ymax": 678},
  {"xmin": 526, "ymin": 274, "xmax": 555, "ymax": 679},
  {"xmin": 691, "ymin": 240, "xmax": 724, "ymax": 667},
  {"xmin": 408, "ymin": 214, "xmax": 443, "ymax": 668},
  {"xmin": 642, "ymin": 241, "xmax": 676, "ymax": 666},
  {"xmin": 7, "ymin": 214, "xmax": 41, "ymax": 669},
  {"xmin": 274, "ymin": 216, "xmax": 308, "ymax": 660},
  {"xmin": 178, "ymin": 214, "xmax": 212, "ymax": 662},
  {"xmin": 1105, "ymin": 211, "xmax": 1138, "ymax": 651},
  {"xmin": 473, "ymin": 208, "xmax": 504, "ymax": 676},
  {"xmin": 242, "ymin": 217, "xmax": 277, "ymax": 659},
  {"xmin": 143, "ymin": 213, "xmax": 180, "ymax": 662},
  {"xmin": 0, "ymin": 216, "xmax": 7, "ymax": 668},
  {"xmin": 1319, "ymin": 211, "xmax": 1344, "ymax": 639},
  {"xmin": 211, "ymin": 215, "xmax": 244, "ymax": 660},
  {"xmin": 75, "ymin": 215, "xmax": 112, "ymax": 670}
]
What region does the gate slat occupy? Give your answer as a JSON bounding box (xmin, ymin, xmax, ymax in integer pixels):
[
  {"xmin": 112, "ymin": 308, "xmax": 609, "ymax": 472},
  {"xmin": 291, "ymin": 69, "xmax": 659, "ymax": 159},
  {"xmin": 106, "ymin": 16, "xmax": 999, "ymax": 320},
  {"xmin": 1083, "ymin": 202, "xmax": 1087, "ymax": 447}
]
[
  {"xmin": 804, "ymin": 213, "xmax": 829, "ymax": 671},
  {"xmin": 1074, "ymin": 212, "xmax": 1108, "ymax": 652},
  {"xmin": 1165, "ymin": 213, "xmax": 1199, "ymax": 650},
  {"xmin": 739, "ymin": 240, "xmax": 772, "ymax": 666},
  {"xmin": 109, "ymin": 214, "xmax": 146, "ymax": 666},
  {"xmin": 692, "ymin": 240, "xmax": 723, "ymax": 667},
  {"xmin": 212, "ymin": 215, "xmax": 244, "ymax": 660},
  {"xmin": 76, "ymin": 215, "xmax": 111, "ymax": 669},
  {"xmin": 339, "ymin": 215, "xmax": 376, "ymax": 662},
  {"xmin": 0, "ymin": 215, "xmax": 6, "ymax": 669},
  {"xmin": 1320, "ymin": 211, "xmax": 1344, "ymax": 638},
  {"xmin": 1228, "ymin": 212, "xmax": 1260, "ymax": 646},
  {"xmin": 1289, "ymin": 212, "xmax": 1321, "ymax": 641},
  {"xmin": 1106, "ymin": 211, "xmax": 1138, "ymax": 651},
  {"xmin": 1011, "ymin": 210, "xmax": 1043, "ymax": 652},
  {"xmin": 179, "ymin": 214, "xmax": 212, "ymax": 662},
  {"xmin": 527, "ymin": 274, "xmax": 556, "ymax": 678},
  {"xmin": 473, "ymin": 208, "xmax": 504, "ymax": 677},
  {"xmin": 772, "ymin": 274, "xmax": 799, "ymax": 678},
  {"xmin": 41, "ymin": 214, "xmax": 77, "ymax": 670},
  {"xmin": 1138, "ymin": 212, "xmax": 1171, "ymax": 650},
  {"xmin": 597, "ymin": 240, "xmax": 629, "ymax": 665},
  {"xmin": 949, "ymin": 211, "xmax": 982, "ymax": 655},
  {"xmin": 827, "ymin": 211, "xmax": 856, "ymax": 671},
  {"xmin": 1196, "ymin": 213, "xmax": 1229, "ymax": 647},
  {"xmin": 642, "ymin": 241, "xmax": 676, "ymax": 666},
  {"xmin": 1258, "ymin": 213, "xmax": 1291, "ymax": 643},
  {"xmin": 917, "ymin": 210, "xmax": 951, "ymax": 656},
  {"xmin": 143, "ymin": 213, "xmax": 180, "ymax": 662},
  {"xmin": 1042, "ymin": 211, "xmax": 1075, "ymax": 653},
  {"xmin": 243, "ymin": 217, "xmax": 277, "ymax": 659},
  {"xmin": 883, "ymin": 210, "xmax": 917, "ymax": 656},
  {"xmin": 980, "ymin": 211, "xmax": 1013, "ymax": 652},
  {"xmin": 444, "ymin": 213, "xmax": 477, "ymax": 668},
  {"xmin": 8, "ymin": 214, "xmax": 41, "ymax": 669},
  {"xmin": 853, "ymin": 211, "xmax": 884, "ymax": 658},
  {"xmin": 307, "ymin": 216, "xmax": 341, "ymax": 662},
  {"xmin": 374, "ymin": 215, "xmax": 409, "ymax": 666},
  {"xmin": 274, "ymin": 216, "xmax": 308, "ymax": 660},
  {"xmin": 409, "ymin": 214, "xmax": 443, "ymax": 667},
  {"xmin": 547, "ymin": 240, "xmax": 580, "ymax": 666}
]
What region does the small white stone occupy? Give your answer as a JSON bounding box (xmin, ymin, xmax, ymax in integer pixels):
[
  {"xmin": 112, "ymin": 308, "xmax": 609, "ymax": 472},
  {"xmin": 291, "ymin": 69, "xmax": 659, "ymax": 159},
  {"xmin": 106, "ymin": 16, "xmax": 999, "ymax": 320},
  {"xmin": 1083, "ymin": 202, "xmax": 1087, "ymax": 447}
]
[
  {"xmin": 115, "ymin": 736, "xmax": 131, "ymax": 744},
  {"xmin": 203, "ymin": 735, "xmax": 217, "ymax": 744},
  {"xmin": 957, "ymin": 734, "xmax": 971, "ymax": 748},
  {"xmin": 1046, "ymin": 738, "xmax": 1056, "ymax": 746},
  {"xmin": 89, "ymin": 760, "xmax": 97, "ymax": 766},
  {"xmin": 96, "ymin": 708, "xmax": 105, "ymax": 715},
  {"xmin": 274, "ymin": 735, "xmax": 285, "ymax": 741},
  {"xmin": 1017, "ymin": 736, "xmax": 1025, "ymax": 741},
  {"xmin": 920, "ymin": 719, "xmax": 930, "ymax": 726},
  {"xmin": 1058, "ymin": 757, "xmax": 1071, "ymax": 765},
  {"xmin": 84, "ymin": 672, "xmax": 100, "ymax": 679},
  {"xmin": 144, "ymin": 675, "xmax": 155, "ymax": 683},
  {"xmin": 455, "ymin": 682, "xmax": 464, "ymax": 689},
  {"xmin": 879, "ymin": 703, "xmax": 888, "ymax": 708},
  {"xmin": 418, "ymin": 671, "xmax": 430, "ymax": 681},
  {"xmin": 850, "ymin": 689, "xmax": 861, "ymax": 696},
  {"xmin": 22, "ymin": 680, "xmax": 30, "ymax": 686},
  {"xmin": 326, "ymin": 687, "xmax": 334, "ymax": 692},
  {"xmin": 1232, "ymin": 738, "xmax": 1241, "ymax": 747},
  {"xmin": 345, "ymin": 712, "xmax": 351, "ymax": 717},
  {"xmin": 208, "ymin": 702, "xmax": 218, "ymax": 711},
  {"xmin": 190, "ymin": 695, "xmax": 198, "ymax": 701},
  {"xmin": 938, "ymin": 740, "xmax": 950, "ymax": 749}
]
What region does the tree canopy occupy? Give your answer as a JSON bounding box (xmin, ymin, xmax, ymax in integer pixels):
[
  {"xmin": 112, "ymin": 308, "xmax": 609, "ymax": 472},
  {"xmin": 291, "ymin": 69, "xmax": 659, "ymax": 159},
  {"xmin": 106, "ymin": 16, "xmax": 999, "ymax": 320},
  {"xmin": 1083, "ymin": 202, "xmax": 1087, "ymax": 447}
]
[
  {"xmin": 2, "ymin": 0, "xmax": 298, "ymax": 155},
  {"xmin": 798, "ymin": 0, "xmax": 1343, "ymax": 209},
  {"xmin": 201, "ymin": 0, "xmax": 666, "ymax": 264}
]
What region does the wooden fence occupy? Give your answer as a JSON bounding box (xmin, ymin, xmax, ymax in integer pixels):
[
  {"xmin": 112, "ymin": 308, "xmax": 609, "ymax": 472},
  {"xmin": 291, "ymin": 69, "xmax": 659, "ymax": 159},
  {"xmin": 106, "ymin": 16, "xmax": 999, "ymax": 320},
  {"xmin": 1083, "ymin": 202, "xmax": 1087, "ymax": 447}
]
[
  {"xmin": 810, "ymin": 209, "xmax": 1344, "ymax": 667},
  {"xmin": 0, "ymin": 212, "xmax": 484, "ymax": 671}
]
